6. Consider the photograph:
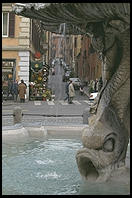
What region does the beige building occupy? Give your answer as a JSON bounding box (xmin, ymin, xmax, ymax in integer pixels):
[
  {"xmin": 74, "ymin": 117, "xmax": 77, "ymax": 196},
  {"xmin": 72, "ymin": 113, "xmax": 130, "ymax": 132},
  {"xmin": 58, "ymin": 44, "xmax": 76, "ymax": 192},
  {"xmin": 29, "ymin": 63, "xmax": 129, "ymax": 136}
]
[
  {"xmin": 2, "ymin": 3, "xmax": 31, "ymax": 99},
  {"xmin": 2, "ymin": 3, "xmax": 49, "ymax": 100}
]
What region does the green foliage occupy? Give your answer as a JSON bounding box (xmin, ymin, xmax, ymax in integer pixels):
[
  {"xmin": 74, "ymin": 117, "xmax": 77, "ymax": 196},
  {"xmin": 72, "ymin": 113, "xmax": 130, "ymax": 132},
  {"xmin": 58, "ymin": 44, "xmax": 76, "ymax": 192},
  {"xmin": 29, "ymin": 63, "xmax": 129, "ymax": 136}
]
[{"xmin": 42, "ymin": 89, "xmax": 52, "ymax": 100}]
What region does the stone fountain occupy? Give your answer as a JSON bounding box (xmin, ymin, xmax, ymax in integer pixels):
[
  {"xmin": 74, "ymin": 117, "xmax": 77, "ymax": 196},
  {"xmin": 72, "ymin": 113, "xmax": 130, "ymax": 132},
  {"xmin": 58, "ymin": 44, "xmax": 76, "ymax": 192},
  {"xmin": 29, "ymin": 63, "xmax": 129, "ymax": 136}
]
[{"xmin": 12, "ymin": 3, "xmax": 130, "ymax": 184}]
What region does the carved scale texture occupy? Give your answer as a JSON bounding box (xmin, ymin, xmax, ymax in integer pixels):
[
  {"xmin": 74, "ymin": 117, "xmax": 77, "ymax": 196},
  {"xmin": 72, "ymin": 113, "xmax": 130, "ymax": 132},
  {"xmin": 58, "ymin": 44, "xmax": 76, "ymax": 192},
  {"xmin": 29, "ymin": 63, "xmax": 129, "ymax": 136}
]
[{"xmin": 97, "ymin": 29, "xmax": 130, "ymax": 125}]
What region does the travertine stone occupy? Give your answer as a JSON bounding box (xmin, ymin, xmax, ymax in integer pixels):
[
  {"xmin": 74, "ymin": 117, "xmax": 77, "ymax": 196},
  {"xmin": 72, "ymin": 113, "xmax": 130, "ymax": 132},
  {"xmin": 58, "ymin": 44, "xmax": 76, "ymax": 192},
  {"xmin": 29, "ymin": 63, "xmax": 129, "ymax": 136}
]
[{"xmin": 13, "ymin": 106, "xmax": 23, "ymax": 124}]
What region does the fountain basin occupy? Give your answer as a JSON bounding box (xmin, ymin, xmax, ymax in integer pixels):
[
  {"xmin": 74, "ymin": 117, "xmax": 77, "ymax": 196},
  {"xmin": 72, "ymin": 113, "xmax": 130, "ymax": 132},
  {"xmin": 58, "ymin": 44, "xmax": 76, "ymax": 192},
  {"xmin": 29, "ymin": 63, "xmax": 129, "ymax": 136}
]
[
  {"xmin": 2, "ymin": 124, "xmax": 130, "ymax": 195},
  {"xmin": 2, "ymin": 124, "xmax": 87, "ymax": 144}
]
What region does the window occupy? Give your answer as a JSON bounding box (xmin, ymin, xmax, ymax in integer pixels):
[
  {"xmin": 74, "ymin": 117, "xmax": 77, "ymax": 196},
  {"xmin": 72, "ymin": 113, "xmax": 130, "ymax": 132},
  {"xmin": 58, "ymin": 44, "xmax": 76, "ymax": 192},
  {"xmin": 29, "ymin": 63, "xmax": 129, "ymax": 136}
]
[
  {"xmin": 2, "ymin": 12, "xmax": 9, "ymax": 37},
  {"xmin": 74, "ymin": 37, "xmax": 77, "ymax": 48},
  {"xmin": 9, "ymin": 12, "xmax": 15, "ymax": 38},
  {"xmin": 2, "ymin": 12, "xmax": 15, "ymax": 38}
]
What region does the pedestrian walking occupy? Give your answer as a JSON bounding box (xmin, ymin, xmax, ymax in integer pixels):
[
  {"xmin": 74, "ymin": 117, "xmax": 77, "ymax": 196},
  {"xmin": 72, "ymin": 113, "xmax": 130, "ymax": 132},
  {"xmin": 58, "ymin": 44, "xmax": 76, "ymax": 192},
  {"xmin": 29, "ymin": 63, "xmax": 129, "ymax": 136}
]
[
  {"xmin": 79, "ymin": 85, "xmax": 84, "ymax": 95},
  {"xmin": 12, "ymin": 80, "xmax": 19, "ymax": 102},
  {"xmin": 89, "ymin": 80, "xmax": 94, "ymax": 94},
  {"xmin": 18, "ymin": 79, "xmax": 27, "ymax": 103},
  {"xmin": 64, "ymin": 80, "xmax": 70, "ymax": 102},
  {"xmin": 7, "ymin": 80, "xmax": 13, "ymax": 99},
  {"xmin": 94, "ymin": 79, "xmax": 98, "ymax": 92},
  {"xmin": 98, "ymin": 76, "xmax": 103, "ymax": 91},
  {"xmin": 68, "ymin": 80, "xmax": 75, "ymax": 104}
]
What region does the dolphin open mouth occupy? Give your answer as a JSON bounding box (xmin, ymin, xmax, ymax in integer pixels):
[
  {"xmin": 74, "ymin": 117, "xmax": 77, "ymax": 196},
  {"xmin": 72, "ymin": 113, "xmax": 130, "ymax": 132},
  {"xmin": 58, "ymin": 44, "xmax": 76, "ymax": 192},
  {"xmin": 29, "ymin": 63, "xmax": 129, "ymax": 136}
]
[
  {"xmin": 76, "ymin": 155, "xmax": 99, "ymax": 181},
  {"xmin": 76, "ymin": 148, "xmax": 100, "ymax": 181},
  {"xmin": 76, "ymin": 146, "xmax": 116, "ymax": 182}
]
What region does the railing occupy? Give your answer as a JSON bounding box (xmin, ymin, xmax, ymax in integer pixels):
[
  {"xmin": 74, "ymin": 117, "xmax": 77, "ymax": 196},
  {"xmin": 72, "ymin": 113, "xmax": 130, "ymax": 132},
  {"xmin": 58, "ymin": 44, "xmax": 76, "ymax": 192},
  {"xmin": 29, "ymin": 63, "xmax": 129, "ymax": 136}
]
[
  {"xmin": 2, "ymin": 113, "xmax": 82, "ymax": 117},
  {"xmin": 2, "ymin": 108, "xmax": 89, "ymax": 125}
]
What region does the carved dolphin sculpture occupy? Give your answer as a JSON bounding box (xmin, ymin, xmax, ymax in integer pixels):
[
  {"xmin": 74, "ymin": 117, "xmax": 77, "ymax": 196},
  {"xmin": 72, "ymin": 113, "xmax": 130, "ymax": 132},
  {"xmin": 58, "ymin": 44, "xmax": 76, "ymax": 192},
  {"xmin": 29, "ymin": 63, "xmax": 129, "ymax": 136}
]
[{"xmin": 76, "ymin": 25, "xmax": 130, "ymax": 181}]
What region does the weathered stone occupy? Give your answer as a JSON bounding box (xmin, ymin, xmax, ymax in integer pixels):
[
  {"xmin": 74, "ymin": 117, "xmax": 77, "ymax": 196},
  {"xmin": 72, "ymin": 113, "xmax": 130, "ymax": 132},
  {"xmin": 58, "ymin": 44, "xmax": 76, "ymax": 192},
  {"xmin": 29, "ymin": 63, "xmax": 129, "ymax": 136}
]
[
  {"xmin": 13, "ymin": 3, "xmax": 130, "ymax": 183},
  {"xmin": 2, "ymin": 126, "xmax": 29, "ymax": 144},
  {"xmin": 13, "ymin": 106, "xmax": 23, "ymax": 124},
  {"xmin": 83, "ymin": 108, "xmax": 90, "ymax": 124}
]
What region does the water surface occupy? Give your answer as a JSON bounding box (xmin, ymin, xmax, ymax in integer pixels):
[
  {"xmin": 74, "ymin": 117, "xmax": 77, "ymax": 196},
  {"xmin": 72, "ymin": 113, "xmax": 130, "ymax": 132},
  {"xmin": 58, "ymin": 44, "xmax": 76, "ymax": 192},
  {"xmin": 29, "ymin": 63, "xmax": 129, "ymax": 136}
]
[
  {"xmin": 2, "ymin": 138, "xmax": 82, "ymax": 195},
  {"xmin": 2, "ymin": 138, "xmax": 130, "ymax": 195}
]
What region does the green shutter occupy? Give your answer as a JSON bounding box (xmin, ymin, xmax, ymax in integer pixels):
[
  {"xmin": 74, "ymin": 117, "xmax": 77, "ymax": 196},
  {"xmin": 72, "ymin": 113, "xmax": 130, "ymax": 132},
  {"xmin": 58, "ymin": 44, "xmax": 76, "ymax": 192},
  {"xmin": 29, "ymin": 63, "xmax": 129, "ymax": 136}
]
[{"xmin": 9, "ymin": 12, "xmax": 15, "ymax": 38}]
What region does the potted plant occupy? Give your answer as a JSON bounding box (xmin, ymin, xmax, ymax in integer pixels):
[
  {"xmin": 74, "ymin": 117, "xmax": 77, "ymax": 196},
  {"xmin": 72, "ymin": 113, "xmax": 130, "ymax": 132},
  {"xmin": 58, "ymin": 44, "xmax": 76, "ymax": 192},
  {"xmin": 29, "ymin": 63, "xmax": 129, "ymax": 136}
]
[
  {"xmin": 42, "ymin": 89, "xmax": 52, "ymax": 101},
  {"xmin": 45, "ymin": 89, "xmax": 52, "ymax": 101},
  {"xmin": 42, "ymin": 93, "xmax": 47, "ymax": 101}
]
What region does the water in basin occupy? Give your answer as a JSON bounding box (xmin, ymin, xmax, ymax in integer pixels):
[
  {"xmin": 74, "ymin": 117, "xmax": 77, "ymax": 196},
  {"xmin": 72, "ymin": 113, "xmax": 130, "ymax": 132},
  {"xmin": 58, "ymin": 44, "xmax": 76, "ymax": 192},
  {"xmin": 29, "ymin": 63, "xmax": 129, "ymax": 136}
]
[
  {"xmin": 2, "ymin": 136, "xmax": 130, "ymax": 195},
  {"xmin": 2, "ymin": 138, "xmax": 82, "ymax": 195}
]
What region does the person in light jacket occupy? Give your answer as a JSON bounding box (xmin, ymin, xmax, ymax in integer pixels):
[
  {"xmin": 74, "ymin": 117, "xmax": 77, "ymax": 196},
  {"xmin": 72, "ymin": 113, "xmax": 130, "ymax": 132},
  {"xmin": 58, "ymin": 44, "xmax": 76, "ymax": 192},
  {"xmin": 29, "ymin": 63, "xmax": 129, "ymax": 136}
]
[
  {"xmin": 68, "ymin": 80, "xmax": 75, "ymax": 104},
  {"xmin": 18, "ymin": 80, "xmax": 27, "ymax": 103}
]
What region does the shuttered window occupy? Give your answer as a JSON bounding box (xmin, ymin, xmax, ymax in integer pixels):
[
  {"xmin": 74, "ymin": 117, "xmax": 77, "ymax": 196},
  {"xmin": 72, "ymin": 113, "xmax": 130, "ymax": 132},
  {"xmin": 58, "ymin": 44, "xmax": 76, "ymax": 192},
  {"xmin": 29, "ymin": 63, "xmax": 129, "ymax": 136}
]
[
  {"xmin": 2, "ymin": 12, "xmax": 15, "ymax": 37},
  {"xmin": 9, "ymin": 12, "xmax": 15, "ymax": 38},
  {"xmin": 2, "ymin": 12, "xmax": 9, "ymax": 37},
  {"xmin": 74, "ymin": 37, "xmax": 77, "ymax": 48}
]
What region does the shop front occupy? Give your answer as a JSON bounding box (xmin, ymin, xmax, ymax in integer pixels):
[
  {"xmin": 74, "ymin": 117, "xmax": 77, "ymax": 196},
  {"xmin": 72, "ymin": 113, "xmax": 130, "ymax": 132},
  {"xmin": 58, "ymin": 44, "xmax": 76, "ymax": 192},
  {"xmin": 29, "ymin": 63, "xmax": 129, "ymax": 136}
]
[
  {"xmin": 29, "ymin": 60, "xmax": 51, "ymax": 101},
  {"xmin": 2, "ymin": 59, "xmax": 16, "ymax": 100}
]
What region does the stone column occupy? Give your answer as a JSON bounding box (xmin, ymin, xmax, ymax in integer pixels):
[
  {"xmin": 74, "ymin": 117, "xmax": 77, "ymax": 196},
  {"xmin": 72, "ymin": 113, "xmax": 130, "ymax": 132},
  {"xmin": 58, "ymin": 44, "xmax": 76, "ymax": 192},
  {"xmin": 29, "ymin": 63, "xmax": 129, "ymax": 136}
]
[
  {"xmin": 13, "ymin": 106, "xmax": 23, "ymax": 125},
  {"xmin": 83, "ymin": 107, "xmax": 90, "ymax": 124}
]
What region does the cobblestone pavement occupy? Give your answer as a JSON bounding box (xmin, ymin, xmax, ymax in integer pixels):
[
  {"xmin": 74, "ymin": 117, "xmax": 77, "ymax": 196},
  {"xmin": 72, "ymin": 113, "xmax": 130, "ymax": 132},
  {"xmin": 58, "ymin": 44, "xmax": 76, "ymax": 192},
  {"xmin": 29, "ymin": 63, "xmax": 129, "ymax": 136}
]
[
  {"xmin": 2, "ymin": 115, "xmax": 84, "ymax": 127},
  {"xmin": 2, "ymin": 97, "xmax": 92, "ymax": 127}
]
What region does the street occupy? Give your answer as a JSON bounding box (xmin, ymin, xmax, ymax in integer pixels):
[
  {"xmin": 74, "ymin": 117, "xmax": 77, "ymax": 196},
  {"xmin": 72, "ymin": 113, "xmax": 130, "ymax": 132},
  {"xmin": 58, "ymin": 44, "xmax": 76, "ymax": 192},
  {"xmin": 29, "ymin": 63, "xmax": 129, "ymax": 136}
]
[
  {"xmin": 2, "ymin": 62, "xmax": 91, "ymax": 127},
  {"xmin": 48, "ymin": 61, "xmax": 65, "ymax": 100},
  {"xmin": 47, "ymin": 60, "xmax": 88, "ymax": 101}
]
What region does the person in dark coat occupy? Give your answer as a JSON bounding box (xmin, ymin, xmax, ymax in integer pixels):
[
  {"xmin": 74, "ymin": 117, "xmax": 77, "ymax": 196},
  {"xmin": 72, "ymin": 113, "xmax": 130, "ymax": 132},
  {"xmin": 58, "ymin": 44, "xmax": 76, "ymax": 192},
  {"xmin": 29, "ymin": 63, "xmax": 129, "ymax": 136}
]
[
  {"xmin": 80, "ymin": 85, "xmax": 84, "ymax": 95},
  {"xmin": 94, "ymin": 79, "xmax": 98, "ymax": 92},
  {"xmin": 18, "ymin": 80, "xmax": 27, "ymax": 103},
  {"xmin": 7, "ymin": 80, "xmax": 13, "ymax": 99},
  {"xmin": 98, "ymin": 76, "xmax": 103, "ymax": 91},
  {"xmin": 64, "ymin": 80, "xmax": 70, "ymax": 102},
  {"xmin": 12, "ymin": 80, "xmax": 19, "ymax": 102}
]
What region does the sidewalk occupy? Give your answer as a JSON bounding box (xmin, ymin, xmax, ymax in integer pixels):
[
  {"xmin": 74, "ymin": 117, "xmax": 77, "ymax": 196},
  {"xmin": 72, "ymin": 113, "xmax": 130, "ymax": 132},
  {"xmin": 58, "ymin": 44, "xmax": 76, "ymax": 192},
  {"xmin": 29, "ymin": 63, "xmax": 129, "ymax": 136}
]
[
  {"xmin": 2, "ymin": 87, "xmax": 90, "ymax": 106},
  {"xmin": 2, "ymin": 100, "xmax": 29, "ymax": 106}
]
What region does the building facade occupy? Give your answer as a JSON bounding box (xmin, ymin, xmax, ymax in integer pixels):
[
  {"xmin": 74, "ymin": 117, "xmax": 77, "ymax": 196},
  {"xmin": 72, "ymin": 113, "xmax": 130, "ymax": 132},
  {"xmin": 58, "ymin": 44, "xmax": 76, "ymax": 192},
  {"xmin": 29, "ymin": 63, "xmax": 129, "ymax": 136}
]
[
  {"xmin": 2, "ymin": 3, "xmax": 49, "ymax": 101},
  {"xmin": 49, "ymin": 33, "xmax": 72, "ymax": 65},
  {"xmin": 2, "ymin": 3, "xmax": 31, "ymax": 100},
  {"xmin": 75, "ymin": 35, "xmax": 102, "ymax": 84},
  {"xmin": 48, "ymin": 32, "xmax": 102, "ymax": 84}
]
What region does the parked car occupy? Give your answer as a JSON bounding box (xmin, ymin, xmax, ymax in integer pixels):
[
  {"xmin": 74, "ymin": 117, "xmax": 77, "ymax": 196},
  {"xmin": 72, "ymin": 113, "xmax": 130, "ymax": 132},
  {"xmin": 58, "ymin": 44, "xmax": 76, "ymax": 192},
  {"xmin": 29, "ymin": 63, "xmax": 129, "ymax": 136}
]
[
  {"xmin": 89, "ymin": 92, "xmax": 98, "ymax": 100},
  {"xmin": 63, "ymin": 65, "xmax": 70, "ymax": 72},
  {"xmin": 63, "ymin": 71, "xmax": 70, "ymax": 82},
  {"xmin": 69, "ymin": 78, "xmax": 81, "ymax": 90}
]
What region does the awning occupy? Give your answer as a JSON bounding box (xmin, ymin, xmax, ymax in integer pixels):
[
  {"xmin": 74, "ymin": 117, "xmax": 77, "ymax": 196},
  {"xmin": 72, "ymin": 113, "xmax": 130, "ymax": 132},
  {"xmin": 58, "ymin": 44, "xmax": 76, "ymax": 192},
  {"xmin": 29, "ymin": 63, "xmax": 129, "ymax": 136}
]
[{"xmin": 13, "ymin": 3, "xmax": 130, "ymax": 35}]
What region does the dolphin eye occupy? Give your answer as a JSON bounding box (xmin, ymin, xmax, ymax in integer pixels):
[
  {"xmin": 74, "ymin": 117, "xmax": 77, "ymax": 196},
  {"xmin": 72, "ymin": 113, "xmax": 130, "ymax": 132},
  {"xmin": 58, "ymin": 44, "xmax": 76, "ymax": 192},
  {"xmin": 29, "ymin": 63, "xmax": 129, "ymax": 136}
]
[{"xmin": 102, "ymin": 138, "xmax": 115, "ymax": 152}]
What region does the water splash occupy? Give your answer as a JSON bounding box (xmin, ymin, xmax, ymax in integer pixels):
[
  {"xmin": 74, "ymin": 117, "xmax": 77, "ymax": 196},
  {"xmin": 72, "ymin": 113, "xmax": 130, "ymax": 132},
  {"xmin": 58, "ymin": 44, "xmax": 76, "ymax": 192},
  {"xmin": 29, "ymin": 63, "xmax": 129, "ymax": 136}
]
[
  {"xmin": 35, "ymin": 159, "xmax": 54, "ymax": 165},
  {"xmin": 53, "ymin": 23, "xmax": 67, "ymax": 122}
]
